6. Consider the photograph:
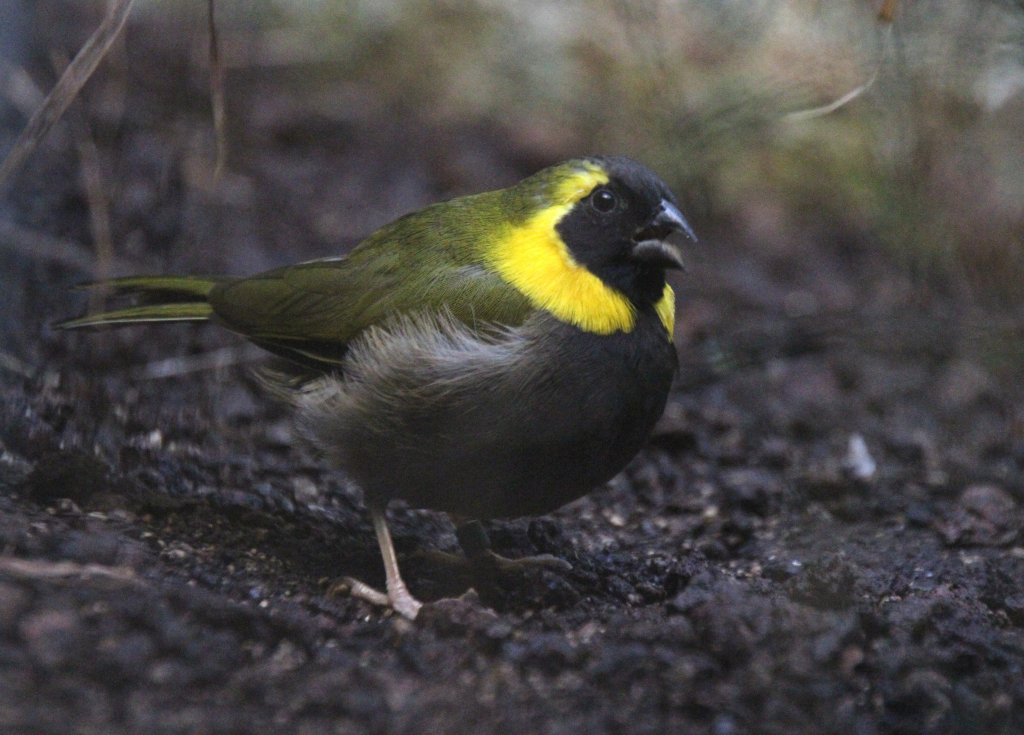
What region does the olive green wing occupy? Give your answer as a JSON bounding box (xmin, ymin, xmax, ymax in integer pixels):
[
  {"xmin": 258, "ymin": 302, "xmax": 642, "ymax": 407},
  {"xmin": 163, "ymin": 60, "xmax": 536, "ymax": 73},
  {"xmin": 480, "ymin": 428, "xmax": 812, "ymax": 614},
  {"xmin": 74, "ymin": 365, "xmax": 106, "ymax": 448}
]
[{"xmin": 208, "ymin": 214, "xmax": 532, "ymax": 368}]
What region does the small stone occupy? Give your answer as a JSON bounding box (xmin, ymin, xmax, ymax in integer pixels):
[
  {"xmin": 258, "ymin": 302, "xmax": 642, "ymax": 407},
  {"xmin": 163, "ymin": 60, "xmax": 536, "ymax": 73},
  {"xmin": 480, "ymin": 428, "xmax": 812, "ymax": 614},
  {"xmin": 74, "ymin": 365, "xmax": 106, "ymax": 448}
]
[
  {"xmin": 19, "ymin": 608, "xmax": 82, "ymax": 669},
  {"xmin": 843, "ymin": 434, "xmax": 876, "ymax": 481},
  {"xmin": 763, "ymin": 557, "xmax": 804, "ymax": 582},
  {"xmin": 961, "ymin": 484, "xmax": 1017, "ymax": 522},
  {"xmin": 938, "ymin": 484, "xmax": 1019, "ymax": 547}
]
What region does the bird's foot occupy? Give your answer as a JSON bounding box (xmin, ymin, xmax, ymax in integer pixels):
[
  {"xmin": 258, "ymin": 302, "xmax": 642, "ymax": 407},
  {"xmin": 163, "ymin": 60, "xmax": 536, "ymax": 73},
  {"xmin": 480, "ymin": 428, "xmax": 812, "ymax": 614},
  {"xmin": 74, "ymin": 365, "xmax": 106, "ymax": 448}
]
[
  {"xmin": 329, "ymin": 576, "xmax": 423, "ymax": 620},
  {"xmin": 482, "ymin": 550, "xmax": 572, "ymax": 574},
  {"xmin": 415, "ymin": 548, "xmax": 571, "ymax": 575},
  {"xmin": 449, "ymin": 520, "xmax": 572, "ymax": 574}
]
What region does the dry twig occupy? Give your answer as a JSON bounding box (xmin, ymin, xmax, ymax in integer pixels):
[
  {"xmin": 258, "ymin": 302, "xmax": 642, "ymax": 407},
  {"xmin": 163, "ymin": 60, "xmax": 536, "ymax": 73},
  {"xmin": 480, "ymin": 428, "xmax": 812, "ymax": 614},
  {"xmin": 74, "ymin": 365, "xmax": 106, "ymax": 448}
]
[
  {"xmin": 208, "ymin": 0, "xmax": 228, "ymax": 180},
  {"xmin": 0, "ymin": 557, "xmax": 139, "ymax": 585},
  {"xmin": 0, "ymin": 0, "xmax": 135, "ymax": 193}
]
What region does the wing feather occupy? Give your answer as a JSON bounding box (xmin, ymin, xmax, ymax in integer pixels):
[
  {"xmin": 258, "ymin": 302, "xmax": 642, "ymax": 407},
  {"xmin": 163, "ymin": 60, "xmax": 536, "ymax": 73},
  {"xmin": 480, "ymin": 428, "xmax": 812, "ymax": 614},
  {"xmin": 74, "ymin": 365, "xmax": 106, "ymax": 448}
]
[{"xmin": 208, "ymin": 220, "xmax": 533, "ymax": 367}]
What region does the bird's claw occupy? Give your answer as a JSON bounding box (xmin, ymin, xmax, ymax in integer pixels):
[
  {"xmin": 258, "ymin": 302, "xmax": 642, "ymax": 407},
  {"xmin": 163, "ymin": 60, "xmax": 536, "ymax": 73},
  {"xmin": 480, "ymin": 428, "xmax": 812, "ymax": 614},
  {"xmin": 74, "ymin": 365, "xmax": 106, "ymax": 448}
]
[{"xmin": 329, "ymin": 576, "xmax": 422, "ymax": 620}]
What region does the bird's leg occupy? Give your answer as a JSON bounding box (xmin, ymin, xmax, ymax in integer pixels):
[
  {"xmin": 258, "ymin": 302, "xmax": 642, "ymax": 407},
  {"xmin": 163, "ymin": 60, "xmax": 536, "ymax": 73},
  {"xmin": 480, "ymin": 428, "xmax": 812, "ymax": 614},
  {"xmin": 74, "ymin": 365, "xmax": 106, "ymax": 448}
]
[
  {"xmin": 334, "ymin": 505, "xmax": 422, "ymax": 620},
  {"xmin": 369, "ymin": 505, "xmax": 423, "ymax": 619},
  {"xmin": 456, "ymin": 520, "xmax": 572, "ymax": 573}
]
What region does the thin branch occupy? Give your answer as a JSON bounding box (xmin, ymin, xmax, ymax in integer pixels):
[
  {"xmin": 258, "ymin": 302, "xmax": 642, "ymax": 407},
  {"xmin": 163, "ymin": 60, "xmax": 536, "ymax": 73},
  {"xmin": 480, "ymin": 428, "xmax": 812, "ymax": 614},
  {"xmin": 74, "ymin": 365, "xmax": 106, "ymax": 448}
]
[
  {"xmin": 0, "ymin": 557, "xmax": 139, "ymax": 585},
  {"xmin": 208, "ymin": 0, "xmax": 228, "ymax": 180},
  {"xmin": 783, "ymin": 24, "xmax": 893, "ymax": 123},
  {"xmin": 0, "ymin": 0, "xmax": 135, "ymax": 193},
  {"xmin": 74, "ymin": 114, "xmax": 115, "ymax": 308},
  {"xmin": 50, "ymin": 51, "xmax": 116, "ymax": 303}
]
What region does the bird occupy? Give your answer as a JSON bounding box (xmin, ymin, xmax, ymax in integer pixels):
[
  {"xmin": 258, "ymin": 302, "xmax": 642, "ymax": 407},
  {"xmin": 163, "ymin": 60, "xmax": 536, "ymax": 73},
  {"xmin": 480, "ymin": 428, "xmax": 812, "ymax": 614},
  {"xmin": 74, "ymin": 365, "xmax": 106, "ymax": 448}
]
[{"xmin": 59, "ymin": 155, "xmax": 696, "ymax": 619}]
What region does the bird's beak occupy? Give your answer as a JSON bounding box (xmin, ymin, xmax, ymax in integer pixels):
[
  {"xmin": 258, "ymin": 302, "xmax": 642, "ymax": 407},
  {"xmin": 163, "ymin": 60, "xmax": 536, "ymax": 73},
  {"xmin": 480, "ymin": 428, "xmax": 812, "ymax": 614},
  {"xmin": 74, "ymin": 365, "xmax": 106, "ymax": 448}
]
[{"xmin": 631, "ymin": 200, "xmax": 697, "ymax": 271}]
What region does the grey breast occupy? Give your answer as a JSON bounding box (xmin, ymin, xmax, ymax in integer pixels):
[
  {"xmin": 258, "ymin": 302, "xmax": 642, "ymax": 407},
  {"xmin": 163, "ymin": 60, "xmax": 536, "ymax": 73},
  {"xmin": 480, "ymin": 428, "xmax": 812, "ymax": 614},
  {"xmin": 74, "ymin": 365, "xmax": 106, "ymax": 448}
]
[{"xmin": 287, "ymin": 309, "xmax": 676, "ymax": 519}]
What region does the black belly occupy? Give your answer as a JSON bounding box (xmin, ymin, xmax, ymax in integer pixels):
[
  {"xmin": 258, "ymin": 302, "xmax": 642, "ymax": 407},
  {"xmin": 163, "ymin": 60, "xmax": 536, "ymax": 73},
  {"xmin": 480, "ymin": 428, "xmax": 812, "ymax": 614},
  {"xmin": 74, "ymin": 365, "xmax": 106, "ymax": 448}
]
[{"xmin": 343, "ymin": 311, "xmax": 678, "ymax": 519}]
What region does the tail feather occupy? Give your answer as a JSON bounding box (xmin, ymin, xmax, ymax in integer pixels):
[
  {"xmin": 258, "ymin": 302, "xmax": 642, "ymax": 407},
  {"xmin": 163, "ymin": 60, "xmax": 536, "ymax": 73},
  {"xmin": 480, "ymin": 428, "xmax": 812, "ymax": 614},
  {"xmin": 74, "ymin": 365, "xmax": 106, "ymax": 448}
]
[
  {"xmin": 73, "ymin": 275, "xmax": 223, "ymax": 299},
  {"xmin": 57, "ymin": 275, "xmax": 222, "ymax": 330},
  {"xmin": 57, "ymin": 302, "xmax": 214, "ymax": 329}
]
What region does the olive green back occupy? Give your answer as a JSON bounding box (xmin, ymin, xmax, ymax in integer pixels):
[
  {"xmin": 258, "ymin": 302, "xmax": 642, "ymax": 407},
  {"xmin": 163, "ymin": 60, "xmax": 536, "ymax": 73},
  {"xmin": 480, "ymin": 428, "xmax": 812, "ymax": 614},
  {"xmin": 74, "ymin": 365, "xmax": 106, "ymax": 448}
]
[{"xmin": 208, "ymin": 189, "xmax": 537, "ymax": 362}]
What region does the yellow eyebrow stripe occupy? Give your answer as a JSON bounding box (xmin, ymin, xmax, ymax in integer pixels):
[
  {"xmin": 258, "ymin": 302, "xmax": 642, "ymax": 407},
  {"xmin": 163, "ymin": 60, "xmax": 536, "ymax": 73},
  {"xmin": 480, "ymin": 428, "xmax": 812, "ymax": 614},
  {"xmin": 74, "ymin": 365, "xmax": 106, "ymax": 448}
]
[{"xmin": 486, "ymin": 168, "xmax": 640, "ymax": 336}]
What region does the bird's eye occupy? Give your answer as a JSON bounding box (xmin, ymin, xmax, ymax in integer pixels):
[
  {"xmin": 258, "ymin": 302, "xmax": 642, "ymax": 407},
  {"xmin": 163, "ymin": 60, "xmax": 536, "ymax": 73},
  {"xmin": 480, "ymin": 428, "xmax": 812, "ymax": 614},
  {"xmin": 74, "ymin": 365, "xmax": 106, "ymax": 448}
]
[{"xmin": 590, "ymin": 187, "xmax": 617, "ymax": 213}]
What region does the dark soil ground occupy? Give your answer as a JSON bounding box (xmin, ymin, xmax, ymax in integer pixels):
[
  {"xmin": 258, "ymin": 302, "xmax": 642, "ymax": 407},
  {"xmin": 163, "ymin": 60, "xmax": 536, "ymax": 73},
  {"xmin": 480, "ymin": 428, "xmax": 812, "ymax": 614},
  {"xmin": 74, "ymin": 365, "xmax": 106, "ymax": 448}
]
[{"xmin": 2, "ymin": 10, "xmax": 1024, "ymax": 735}]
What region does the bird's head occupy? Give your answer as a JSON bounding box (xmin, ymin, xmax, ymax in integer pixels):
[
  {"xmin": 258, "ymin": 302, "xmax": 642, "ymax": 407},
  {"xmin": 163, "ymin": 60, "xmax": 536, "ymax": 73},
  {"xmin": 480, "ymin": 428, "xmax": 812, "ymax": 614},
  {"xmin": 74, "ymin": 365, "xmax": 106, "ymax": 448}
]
[{"xmin": 490, "ymin": 156, "xmax": 696, "ymax": 336}]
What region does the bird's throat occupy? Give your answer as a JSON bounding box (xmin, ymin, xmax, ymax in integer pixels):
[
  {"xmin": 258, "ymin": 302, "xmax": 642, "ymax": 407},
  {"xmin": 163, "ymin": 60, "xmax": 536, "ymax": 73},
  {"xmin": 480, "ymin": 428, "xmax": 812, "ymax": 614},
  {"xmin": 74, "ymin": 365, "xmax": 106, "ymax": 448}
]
[{"xmin": 487, "ymin": 204, "xmax": 639, "ymax": 336}]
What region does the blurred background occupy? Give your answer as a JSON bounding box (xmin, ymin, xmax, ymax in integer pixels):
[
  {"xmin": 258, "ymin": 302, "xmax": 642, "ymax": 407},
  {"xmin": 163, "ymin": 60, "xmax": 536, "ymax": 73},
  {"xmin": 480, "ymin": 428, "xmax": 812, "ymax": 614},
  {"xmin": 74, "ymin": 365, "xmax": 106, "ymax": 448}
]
[
  {"xmin": 2, "ymin": 6, "xmax": 1024, "ymax": 731},
  {"xmin": 2, "ymin": 0, "xmax": 1023, "ymax": 383}
]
